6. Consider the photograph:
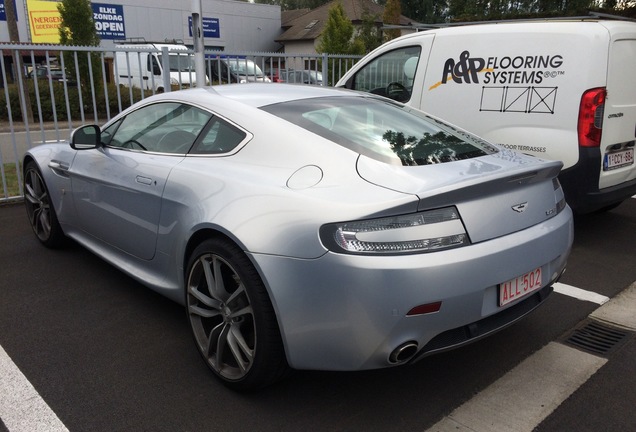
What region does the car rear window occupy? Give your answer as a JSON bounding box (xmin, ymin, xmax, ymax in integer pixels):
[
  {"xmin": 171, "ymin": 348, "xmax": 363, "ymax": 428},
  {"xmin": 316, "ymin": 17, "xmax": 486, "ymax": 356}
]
[{"xmin": 262, "ymin": 96, "xmax": 497, "ymax": 166}]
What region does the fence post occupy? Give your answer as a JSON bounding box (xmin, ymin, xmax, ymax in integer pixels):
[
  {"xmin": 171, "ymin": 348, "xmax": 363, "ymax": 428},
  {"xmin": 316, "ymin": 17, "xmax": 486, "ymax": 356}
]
[
  {"xmin": 321, "ymin": 52, "xmax": 328, "ymax": 86},
  {"xmin": 161, "ymin": 47, "xmax": 171, "ymax": 92}
]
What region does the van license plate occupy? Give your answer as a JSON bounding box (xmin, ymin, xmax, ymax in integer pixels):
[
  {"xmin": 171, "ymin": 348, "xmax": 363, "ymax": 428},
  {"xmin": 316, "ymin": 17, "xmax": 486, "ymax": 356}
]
[
  {"xmin": 499, "ymin": 268, "xmax": 542, "ymax": 307},
  {"xmin": 604, "ymin": 148, "xmax": 634, "ymax": 171}
]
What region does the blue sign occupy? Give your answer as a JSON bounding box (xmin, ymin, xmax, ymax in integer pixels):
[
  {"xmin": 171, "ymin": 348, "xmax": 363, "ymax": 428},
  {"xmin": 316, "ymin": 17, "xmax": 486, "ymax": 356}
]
[
  {"xmin": 188, "ymin": 16, "xmax": 220, "ymax": 39},
  {"xmin": 0, "ymin": 0, "xmax": 18, "ymax": 22},
  {"xmin": 92, "ymin": 3, "xmax": 125, "ymax": 40}
]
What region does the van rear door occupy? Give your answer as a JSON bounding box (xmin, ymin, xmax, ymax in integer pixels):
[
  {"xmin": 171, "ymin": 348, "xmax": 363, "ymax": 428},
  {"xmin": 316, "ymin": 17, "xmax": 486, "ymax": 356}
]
[{"xmin": 598, "ymin": 23, "xmax": 636, "ymax": 191}]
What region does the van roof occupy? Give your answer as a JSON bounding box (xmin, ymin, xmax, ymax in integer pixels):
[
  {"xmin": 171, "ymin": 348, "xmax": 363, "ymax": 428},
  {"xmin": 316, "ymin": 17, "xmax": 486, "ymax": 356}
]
[
  {"xmin": 388, "ymin": 18, "xmax": 636, "ymax": 41},
  {"xmin": 114, "ymin": 43, "xmax": 189, "ymax": 51},
  {"xmin": 392, "ymin": 12, "xmax": 636, "ymax": 31}
]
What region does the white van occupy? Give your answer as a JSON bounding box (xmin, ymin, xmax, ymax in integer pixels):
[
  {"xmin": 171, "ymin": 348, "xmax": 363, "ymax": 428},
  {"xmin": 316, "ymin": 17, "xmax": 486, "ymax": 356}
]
[
  {"xmin": 115, "ymin": 43, "xmax": 206, "ymax": 92},
  {"xmin": 337, "ymin": 19, "xmax": 636, "ymax": 213}
]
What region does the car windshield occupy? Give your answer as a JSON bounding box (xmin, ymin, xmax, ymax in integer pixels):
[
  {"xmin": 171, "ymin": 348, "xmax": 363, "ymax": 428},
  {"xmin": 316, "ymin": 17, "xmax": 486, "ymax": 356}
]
[
  {"xmin": 226, "ymin": 60, "xmax": 264, "ymax": 76},
  {"xmin": 262, "ymin": 96, "xmax": 498, "ymax": 166}
]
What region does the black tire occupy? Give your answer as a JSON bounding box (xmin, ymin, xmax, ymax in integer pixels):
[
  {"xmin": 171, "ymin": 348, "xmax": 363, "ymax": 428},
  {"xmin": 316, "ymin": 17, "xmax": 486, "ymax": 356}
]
[
  {"xmin": 185, "ymin": 237, "xmax": 289, "ymax": 391},
  {"xmin": 23, "ymin": 161, "xmax": 67, "ymax": 248}
]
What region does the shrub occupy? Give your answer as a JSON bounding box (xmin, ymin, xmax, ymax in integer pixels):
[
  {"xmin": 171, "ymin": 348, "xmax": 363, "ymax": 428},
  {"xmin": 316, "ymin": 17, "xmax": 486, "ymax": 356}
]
[{"xmin": 0, "ymin": 81, "xmax": 144, "ymax": 123}]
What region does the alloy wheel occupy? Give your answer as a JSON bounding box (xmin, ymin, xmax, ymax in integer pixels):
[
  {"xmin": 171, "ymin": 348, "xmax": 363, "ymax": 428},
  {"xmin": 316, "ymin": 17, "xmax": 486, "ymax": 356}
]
[
  {"xmin": 187, "ymin": 252, "xmax": 256, "ymax": 381},
  {"xmin": 24, "ymin": 165, "xmax": 54, "ymax": 242}
]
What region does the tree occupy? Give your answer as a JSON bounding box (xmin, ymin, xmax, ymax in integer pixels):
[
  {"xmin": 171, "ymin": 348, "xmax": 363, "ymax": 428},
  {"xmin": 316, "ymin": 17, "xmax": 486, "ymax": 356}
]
[
  {"xmin": 253, "ymin": 0, "xmax": 330, "ymax": 11},
  {"xmin": 401, "ymin": 0, "xmax": 447, "ymax": 24},
  {"xmin": 58, "ymin": 0, "xmax": 102, "ymax": 91},
  {"xmin": 446, "ymin": 0, "xmax": 600, "ymax": 21},
  {"xmin": 355, "ymin": 8, "xmax": 383, "ymax": 53},
  {"xmin": 316, "ymin": 1, "xmax": 364, "ymax": 85},
  {"xmin": 316, "ymin": 2, "xmax": 364, "ymax": 55},
  {"xmin": 382, "ymin": 0, "xmax": 402, "ymax": 41}
]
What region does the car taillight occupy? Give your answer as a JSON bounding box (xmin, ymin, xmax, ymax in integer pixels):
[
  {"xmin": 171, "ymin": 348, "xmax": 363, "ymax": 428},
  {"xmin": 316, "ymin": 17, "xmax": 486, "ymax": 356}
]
[
  {"xmin": 320, "ymin": 206, "xmax": 469, "ymax": 255},
  {"xmin": 578, "ymin": 87, "xmax": 606, "ymax": 148},
  {"xmin": 552, "ymin": 178, "xmax": 567, "ymax": 215}
]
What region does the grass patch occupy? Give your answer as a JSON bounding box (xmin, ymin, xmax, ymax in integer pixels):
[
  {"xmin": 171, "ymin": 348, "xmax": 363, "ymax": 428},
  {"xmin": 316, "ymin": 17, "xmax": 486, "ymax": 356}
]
[{"xmin": 1, "ymin": 163, "xmax": 22, "ymax": 198}]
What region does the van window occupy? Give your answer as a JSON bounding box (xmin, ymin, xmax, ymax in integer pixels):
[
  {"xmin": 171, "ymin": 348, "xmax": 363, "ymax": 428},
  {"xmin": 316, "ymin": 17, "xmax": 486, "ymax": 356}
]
[
  {"xmin": 157, "ymin": 53, "xmax": 196, "ymax": 72},
  {"xmin": 351, "ymin": 46, "xmax": 421, "ymax": 103},
  {"xmin": 148, "ymin": 55, "xmax": 161, "ymax": 75}
]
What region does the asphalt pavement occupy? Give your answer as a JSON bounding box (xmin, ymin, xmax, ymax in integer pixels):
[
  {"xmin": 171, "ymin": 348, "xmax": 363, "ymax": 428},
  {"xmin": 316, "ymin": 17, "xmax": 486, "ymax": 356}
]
[{"xmin": 1, "ymin": 199, "xmax": 635, "ymax": 431}]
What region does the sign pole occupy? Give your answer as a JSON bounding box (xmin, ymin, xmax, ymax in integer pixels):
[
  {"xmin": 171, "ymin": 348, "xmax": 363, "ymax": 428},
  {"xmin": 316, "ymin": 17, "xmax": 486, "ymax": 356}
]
[{"xmin": 191, "ymin": 0, "xmax": 206, "ymax": 87}]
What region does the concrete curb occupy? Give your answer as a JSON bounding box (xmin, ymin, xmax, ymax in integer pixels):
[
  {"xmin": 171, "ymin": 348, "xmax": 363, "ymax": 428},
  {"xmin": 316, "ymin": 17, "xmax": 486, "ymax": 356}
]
[{"xmin": 425, "ymin": 281, "xmax": 636, "ymax": 432}]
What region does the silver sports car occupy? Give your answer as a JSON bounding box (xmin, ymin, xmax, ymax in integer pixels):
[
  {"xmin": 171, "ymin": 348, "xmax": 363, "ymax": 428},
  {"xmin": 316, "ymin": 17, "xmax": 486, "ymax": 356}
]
[{"xmin": 24, "ymin": 84, "xmax": 573, "ymax": 390}]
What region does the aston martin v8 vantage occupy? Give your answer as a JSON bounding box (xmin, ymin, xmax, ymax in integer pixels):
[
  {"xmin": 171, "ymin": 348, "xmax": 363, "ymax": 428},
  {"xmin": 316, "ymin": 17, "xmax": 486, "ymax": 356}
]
[{"xmin": 23, "ymin": 84, "xmax": 573, "ymax": 390}]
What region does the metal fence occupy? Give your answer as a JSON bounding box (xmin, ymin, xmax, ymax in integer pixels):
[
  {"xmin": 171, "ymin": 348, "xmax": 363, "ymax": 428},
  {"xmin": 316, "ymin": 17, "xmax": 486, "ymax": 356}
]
[{"xmin": 0, "ymin": 43, "xmax": 362, "ymax": 202}]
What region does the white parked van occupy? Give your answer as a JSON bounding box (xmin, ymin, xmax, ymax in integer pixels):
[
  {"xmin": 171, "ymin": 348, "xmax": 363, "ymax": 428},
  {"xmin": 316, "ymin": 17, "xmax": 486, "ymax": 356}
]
[
  {"xmin": 115, "ymin": 43, "xmax": 206, "ymax": 92},
  {"xmin": 337, "ymin": 19, "xmax": 636, "ymax": 213}
]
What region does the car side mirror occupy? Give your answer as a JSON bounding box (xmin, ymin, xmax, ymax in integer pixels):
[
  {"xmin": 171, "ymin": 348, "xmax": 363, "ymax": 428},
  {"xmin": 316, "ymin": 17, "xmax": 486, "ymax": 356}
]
[{"xmin": 71, "ymin": 125, "xmax": 101, "ymax": 150}]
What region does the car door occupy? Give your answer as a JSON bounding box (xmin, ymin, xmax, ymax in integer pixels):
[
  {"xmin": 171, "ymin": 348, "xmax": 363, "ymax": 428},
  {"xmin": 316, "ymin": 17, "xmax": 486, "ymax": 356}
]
[{"xmin": 70, "ymin": 101, "xmax": 212, "ymax": 260}]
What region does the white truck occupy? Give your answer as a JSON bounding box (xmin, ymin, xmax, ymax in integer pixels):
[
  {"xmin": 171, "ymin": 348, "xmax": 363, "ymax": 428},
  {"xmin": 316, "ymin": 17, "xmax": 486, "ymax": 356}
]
[
  {"xmin": 337, "ymin": 18, "xmax": 636, "ymax": 213},
  {"xmin": 115, "ymin": 42, "xmax": 206, "ymax": 92}
]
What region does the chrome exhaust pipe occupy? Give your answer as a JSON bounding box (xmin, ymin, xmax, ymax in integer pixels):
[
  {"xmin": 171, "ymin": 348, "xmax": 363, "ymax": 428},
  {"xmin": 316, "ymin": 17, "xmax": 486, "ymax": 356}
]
[{"xmin": 388, "ymin": 342, "xmax": 418, "ymax": 364}]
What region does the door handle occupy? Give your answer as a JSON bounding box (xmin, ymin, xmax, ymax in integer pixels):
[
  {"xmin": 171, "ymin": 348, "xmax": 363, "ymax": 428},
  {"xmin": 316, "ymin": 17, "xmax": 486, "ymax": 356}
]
[{"xmin": 135, "ymin": 175, "xmax": 153, "ymax": 185}]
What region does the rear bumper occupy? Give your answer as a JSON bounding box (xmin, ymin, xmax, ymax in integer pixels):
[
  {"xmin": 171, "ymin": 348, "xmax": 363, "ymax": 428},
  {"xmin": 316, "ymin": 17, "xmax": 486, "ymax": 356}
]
[
  {"xmin": 411, "ymin": 284, "xmax": 556, "ymax": 363},
  {"xmin": 560, "ymin": 147, "xmax": 636, "ymax": 213},
  {"xmin": 250, "ymin": 207, "xmax": 573, "ymax": 371}
]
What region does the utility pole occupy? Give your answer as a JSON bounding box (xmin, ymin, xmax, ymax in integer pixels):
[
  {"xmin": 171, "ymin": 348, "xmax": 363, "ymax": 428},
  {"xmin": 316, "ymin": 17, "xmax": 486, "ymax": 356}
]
[
  {"xmin": 192, "ymin": 0, "xmax": 206, "ymax": 88},
  {"xmin": 5, "ymin": 0, "xmax": 34, "ymax": 123}
]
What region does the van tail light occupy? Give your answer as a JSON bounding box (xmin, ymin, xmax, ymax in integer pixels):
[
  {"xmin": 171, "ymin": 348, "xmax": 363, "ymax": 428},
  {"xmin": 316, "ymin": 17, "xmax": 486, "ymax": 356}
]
[{"xmin": 578, "ymin": 87, "xmax": 606, "ymax": 148}]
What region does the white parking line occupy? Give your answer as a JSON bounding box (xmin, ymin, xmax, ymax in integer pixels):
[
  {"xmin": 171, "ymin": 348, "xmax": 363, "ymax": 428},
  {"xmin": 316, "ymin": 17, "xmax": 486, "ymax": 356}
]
[
  {"xmin": 426, "ymin": 281, "xmax": 636, "ymax": 432},
  {"xmin": 553, "ymin": 282, "xmax": 610, "ymax": 305},
  {"xmin": 426, "ymin": 342, "xmax": 607, "ymax": 432},
  {"xmin": 0, "ymin": 282, "xmax": 630, "ymax": 432},
  {"xmin": 0, "ymin": 345, "xmax": 69, "ymax": 432}
]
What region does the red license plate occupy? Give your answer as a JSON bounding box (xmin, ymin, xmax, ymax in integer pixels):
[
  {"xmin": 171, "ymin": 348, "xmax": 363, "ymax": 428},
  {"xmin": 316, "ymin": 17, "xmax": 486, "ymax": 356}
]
[{"xmin": 499, "ymin": 268, "xmax": 542, "ymax": 307}]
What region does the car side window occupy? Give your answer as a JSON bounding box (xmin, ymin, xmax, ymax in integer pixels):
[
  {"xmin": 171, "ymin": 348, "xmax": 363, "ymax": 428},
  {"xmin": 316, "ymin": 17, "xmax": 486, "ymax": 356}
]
[
  {"xmin": 190, "ymin": 117, "xmax": 247, "ymax": 154},
  {"xmin": 352, "ymin": 46, "xmax": 421, "ymax": 103},
  {"xmin": 105, "ymin": 102, "xmax": 212, "ymax": 154}
]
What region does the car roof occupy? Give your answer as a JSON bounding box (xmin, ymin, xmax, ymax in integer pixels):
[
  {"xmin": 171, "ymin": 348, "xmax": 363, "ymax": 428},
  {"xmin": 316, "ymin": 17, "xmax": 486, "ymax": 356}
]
[{"xmin": 169, "ymin": 83, "xmax": 362, "ymax": 109}]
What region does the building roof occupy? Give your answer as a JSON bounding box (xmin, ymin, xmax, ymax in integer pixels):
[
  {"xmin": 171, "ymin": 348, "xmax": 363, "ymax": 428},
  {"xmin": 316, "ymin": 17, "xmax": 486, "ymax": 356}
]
[
  {"xmin": 281, "ymin": 9, "xmax": 312, "ymax": 27},
  {"xmin": 277, "ymin": 0, "xmax": 416, "ymax": 42}
]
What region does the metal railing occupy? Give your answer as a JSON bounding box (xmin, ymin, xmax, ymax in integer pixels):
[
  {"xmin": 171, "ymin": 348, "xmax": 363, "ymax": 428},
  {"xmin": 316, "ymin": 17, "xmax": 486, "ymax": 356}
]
[{"xmin": 0, "ymin": 43, "xmax": 362, "ymax": 202}]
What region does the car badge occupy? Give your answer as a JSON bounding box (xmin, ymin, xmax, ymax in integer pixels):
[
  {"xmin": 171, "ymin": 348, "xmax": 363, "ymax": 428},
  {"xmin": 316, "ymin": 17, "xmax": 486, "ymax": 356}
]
[{"xmin": 512, "ymin": 202, "xmax": 528, "ymax": 213}]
